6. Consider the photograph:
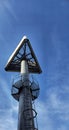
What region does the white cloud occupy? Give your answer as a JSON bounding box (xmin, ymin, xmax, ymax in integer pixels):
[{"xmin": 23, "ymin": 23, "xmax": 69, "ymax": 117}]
[
  {"xmin": 0, "ymin": 75, "xmax": 18, "ymax": 130},
  {"xmin": 3, "ymin": 0, "xmax": 18, "ymax": 21},
  {"xmin": 0, "ymin": 103, "xmax": 18, "ymax": 130},
  {"xmin": 35, "ymin": 101, "xmax": 53, "ymax": 130},
  {"xmin": 34, "ymin": 84, "xmax": 69, "ymax": 130},
  {"xmin": 0, "ymin": 0, "xmax": 17, "ymax": 21},
  {"xmin": 45, "ymin": 87, "xmax": 69, "ymax": 122},
  {"xmin": 0, "ymin": 75, "xmax": 11, "ymax": 101}
]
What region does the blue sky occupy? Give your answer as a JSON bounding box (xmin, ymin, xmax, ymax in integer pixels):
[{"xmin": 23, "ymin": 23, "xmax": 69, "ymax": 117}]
[{"xmin": 0, "ymin": 0, "xmax": 69, "ymax": 130}]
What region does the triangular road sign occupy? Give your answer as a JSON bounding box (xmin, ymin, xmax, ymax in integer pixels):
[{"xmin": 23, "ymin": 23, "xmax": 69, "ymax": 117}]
[{"xmin": 5, "ymin": 36, "xmax": 42, "ymax": 74}]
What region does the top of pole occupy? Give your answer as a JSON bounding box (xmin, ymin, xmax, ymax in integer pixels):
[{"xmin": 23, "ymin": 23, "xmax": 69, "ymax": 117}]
[{"xmin": 5, "ymin": 36, "xmax": 42, "ymax": 74}]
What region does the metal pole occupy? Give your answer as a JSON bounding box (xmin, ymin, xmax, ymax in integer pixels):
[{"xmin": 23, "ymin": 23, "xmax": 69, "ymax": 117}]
[{"xmin": 18, "ymin": 60, "xmax": 34, "ymax": 130}]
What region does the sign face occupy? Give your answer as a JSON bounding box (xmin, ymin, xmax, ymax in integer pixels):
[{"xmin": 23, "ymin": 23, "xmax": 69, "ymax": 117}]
[{"xmin": 5, "ymin": 36, "xmax": 42, "ymax": 74}]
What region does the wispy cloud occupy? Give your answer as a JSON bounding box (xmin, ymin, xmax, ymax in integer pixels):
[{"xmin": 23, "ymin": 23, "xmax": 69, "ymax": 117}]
[
  {"xmin": 0, "ymin": 107, "xmax": 18, "ymax": 130},
  {"xmin": 0, "ymin": 102, "xmax": 18, "ymax": 130},
  {"xmin": 3, "ymin": 1, "xmax": 18, "ymax": 21},
  {"xmin": 35, "ymin": 83, "xmax": 69, "ymax": 130},
  {"xmin": 36, "ymin": 101, "xmax": 53, "ymax": 130},
  {"xmin": 0, "ymin": 0, "xmax": 17, "ymax": 21},
  {"xmin": 0, "ymin": 75, "xmax": 11, "ymax": 100},
  {"xmin": 0, "ymin": 75, "xmax": 18, "ymax": 130}
]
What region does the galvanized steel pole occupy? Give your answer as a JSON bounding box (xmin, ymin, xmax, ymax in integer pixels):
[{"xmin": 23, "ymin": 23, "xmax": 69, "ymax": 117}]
[{"xmin": 18, "ymin": 60, "xmax": 34, "ymax": 130}]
